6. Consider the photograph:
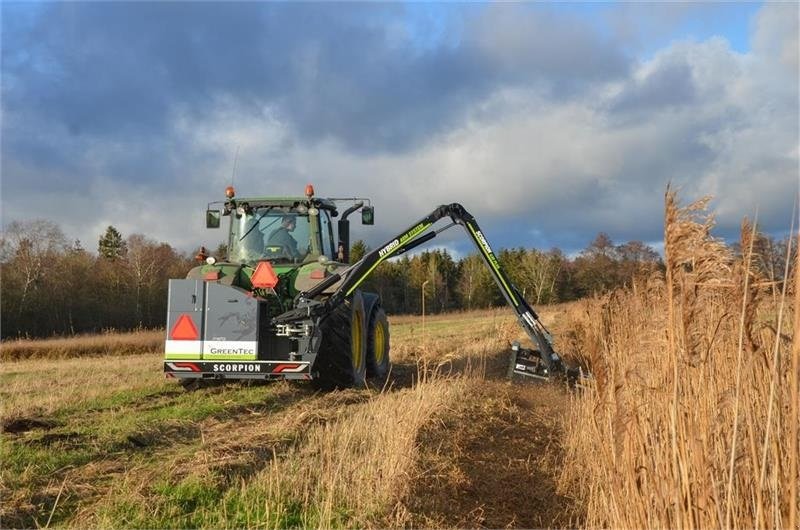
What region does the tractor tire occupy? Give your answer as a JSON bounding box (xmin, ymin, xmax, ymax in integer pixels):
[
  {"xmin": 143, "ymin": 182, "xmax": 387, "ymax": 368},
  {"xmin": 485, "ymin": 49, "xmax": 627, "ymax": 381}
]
[
  {"xmin": 312, "ymin": 291, "xmax": 368, "ymax": 390},
  {"xmin": 366, "ymin": 306, "xmax": 390, "ymax": 381}
]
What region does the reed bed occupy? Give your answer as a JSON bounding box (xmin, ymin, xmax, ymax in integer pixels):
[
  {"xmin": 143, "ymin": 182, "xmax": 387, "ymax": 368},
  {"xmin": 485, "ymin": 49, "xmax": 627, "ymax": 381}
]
[{"xmin": 559, "ymin": 189, "xmax": 798, "ymax": 529}]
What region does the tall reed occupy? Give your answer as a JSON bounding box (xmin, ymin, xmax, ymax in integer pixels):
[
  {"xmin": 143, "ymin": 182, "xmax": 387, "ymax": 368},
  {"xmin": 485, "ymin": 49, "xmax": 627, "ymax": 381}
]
[{"xmin": 560, "ymin": 189, "xmax": 797, "ymax": 528}]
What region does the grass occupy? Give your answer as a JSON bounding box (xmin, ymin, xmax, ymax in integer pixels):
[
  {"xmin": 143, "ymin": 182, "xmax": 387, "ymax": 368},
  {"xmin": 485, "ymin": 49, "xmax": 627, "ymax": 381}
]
[
  {"xmin": 1, "ymin": 353, "xmax": 173, "ymax": 419},
  {"xmin": 1, "ymin": 329, "xmax": 164, "ymax": 361},
  {"xmin": 1, "ymin": 380, "xmax": 301, "ymax": 528},
  {"xmin": 88, "ymin": 375, "xmax": 471, "ymax": 529},
  {"xmin": 3, "ymin": 309, "xmax": 557, "ymax": 529},
  {"xmin": 558, "ymin": 190, "xmax": 798, "ymax": 529}
]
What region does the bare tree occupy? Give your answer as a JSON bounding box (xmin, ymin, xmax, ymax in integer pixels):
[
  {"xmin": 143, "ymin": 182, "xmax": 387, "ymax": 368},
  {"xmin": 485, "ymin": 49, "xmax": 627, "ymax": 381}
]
[{"xmin": 1, "ymin": 219, "xmax": 67, "ymax": 317}]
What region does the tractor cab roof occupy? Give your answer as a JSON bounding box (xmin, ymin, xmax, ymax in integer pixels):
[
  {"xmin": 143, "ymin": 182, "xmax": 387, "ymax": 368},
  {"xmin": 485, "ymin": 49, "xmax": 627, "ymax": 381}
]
[{"xmin": 230, "ymin": 196, "xmax": 338, "ymax": 214}]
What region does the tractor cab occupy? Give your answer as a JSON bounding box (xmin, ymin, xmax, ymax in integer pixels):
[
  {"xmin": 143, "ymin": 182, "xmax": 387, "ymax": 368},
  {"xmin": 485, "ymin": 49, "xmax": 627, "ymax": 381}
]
[
  {"xmin": 206, "ymin": 185, "xmax": 373, "ymax": 267},
  {"xmin": 215, "ymin": 186, "xmax": 337, "ymax": 266},
  {"xmin": 226, "ymin": 202, "xmax": 336, "ymax": 265}
]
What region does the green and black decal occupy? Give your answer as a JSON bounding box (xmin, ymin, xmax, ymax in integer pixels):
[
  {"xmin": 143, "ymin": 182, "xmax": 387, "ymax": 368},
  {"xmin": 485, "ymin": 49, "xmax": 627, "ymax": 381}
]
[{"xmin": 345, "ymin": 221, "xmax": 433, "ymax": 296}]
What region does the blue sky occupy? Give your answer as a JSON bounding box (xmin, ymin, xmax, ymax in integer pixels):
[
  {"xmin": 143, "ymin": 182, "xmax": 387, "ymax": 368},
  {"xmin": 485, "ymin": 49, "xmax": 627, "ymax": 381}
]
[{"xmin": 1, "ymin": 1, "xmax": 797, "ymax": 256}]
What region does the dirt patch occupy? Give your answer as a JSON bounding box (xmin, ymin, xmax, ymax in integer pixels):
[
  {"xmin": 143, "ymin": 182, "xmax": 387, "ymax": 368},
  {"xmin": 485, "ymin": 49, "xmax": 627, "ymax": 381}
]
[
  {"xmin": 2, "ymin": 416, "xmax": 57, "ymax": 434},
  {"xmin": 404, "ymin": 379, "xmax": 581, "ymax": 528}
]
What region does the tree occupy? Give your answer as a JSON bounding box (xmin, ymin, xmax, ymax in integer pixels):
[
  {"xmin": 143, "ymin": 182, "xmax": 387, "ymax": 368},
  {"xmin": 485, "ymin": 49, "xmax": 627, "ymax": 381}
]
[
  {"xmin": 214, "ymin": 241, "xmax": 228, "ymax": 261},
  {"xmin": 617, "ymin": 240, "xmax": 662, "ymax": 285},
  {"xmin": 457, "ymin": 253, "xmax": 498, "ymax": 309},
  {"xmin": 572, "ymin": 233, "xmax": 620, "ymax": 296},
  {"xmin": 0, "ymin": 219, "xmax": 67, "ymax": 337},
  {"xmin": 350, "ymin": 240, "xmax": 369, "ymax": 263},
  {"xmin": 518, "ymin": 248, "xmax": 566, "ymax": 304},
  {"xmin": 98, "ymin": 226, "xmax": 126, "ymax": 259}
]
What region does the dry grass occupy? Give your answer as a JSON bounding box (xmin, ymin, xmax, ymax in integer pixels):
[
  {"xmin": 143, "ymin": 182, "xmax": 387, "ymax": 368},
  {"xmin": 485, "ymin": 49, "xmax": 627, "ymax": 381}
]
[
  {"xmin": 1, "ymin": 353, "xmax": 170, "ymax": 420},
  {"xmin": 73, "ymin": 371, "xmax": 472, "ymax": 529},
  {"xmin": 3, "ymin": 308, "xmax": 571, "ymax": 529},
  {"xmin": 1, "ymin": 329, "xmax": 163, "ymax": 361},
  {"xmin": 559, "ymin": 189, "xmax": 798, "ymax": 528}
]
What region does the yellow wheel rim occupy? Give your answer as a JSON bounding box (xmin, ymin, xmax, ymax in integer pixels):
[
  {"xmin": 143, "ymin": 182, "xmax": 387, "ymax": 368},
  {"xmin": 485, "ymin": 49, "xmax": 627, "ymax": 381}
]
[
  {"xmin": 351, "ymin": 310, "xmax": 363, "ymax": 369},
  {"xmin": 374, "ymin": 321, "xmax": 385, "ymax": 364}
]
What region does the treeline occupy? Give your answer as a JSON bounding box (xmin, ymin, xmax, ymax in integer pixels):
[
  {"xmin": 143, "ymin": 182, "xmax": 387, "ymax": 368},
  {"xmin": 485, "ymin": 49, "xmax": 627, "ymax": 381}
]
[
  {"xmin": 2, "ymin": 219, "xmax": 791, "ymax": 339},
  {"xmin": 1, "ymin": 221, "xmax": 194, "ymax": 338},
  {"xmin": 352, "ymin": 233, "xmax": 666, "ymax": 315}
]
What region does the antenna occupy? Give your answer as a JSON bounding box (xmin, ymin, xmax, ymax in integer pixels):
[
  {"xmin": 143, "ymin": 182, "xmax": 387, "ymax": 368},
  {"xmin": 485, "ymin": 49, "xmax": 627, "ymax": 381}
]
[{"xmin": 230, "ymin": 145, "xmax": 240, "ymax": 187}]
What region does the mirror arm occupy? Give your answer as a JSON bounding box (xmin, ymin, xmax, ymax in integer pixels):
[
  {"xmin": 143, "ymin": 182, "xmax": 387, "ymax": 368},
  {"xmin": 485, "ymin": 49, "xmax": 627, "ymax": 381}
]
[{"xmin": 341, "ymin": 201, "xmax": 364, "ymax": 221}]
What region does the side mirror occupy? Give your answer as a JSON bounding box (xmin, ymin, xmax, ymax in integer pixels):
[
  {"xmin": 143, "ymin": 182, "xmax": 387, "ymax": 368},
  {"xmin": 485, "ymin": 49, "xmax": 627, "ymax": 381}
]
[
  {"xmin": 206, "ymin": 209, "xmax": 221, "ymax": 229},
  {"xmin": 361, "ymin": 206, "xmax": 374, "ymax": 225}
]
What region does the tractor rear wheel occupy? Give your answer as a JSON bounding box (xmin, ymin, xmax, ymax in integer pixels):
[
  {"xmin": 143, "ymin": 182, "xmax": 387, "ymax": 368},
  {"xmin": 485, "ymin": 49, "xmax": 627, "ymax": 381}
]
[
  {"xmin": 313, "ymin": 291, "xmax": 368, "ymax": 390},
  {"xmin": 366, "ymin": 306, "xmax": 390, "ymax": 381}
]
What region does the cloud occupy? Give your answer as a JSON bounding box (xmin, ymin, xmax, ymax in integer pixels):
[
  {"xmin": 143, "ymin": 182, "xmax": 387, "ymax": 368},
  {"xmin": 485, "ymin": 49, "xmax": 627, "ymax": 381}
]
[
  {"xmin": 1, "ymin": 3, "xmax": 629, "ymax": 155},
  {"xmin": 1, "ymin": 3, "xmax": 797, "ymax": 256}
]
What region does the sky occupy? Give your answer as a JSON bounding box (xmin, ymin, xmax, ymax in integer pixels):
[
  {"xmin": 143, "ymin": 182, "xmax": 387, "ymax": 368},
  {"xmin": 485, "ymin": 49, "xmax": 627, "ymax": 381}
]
[{"xmin": 1, "ymin": 1, "xmax": 798, "ymax": 257}]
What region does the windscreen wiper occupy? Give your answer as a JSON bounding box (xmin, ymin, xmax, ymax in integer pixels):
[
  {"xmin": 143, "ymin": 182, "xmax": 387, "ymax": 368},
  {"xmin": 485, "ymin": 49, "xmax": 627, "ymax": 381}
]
[{"xmin": 238, "ymin": 207, "xmax": 274, "ymax": 242}]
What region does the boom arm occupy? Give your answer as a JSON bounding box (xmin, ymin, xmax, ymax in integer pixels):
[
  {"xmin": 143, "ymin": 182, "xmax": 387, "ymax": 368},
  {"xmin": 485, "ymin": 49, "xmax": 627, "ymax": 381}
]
[{"xmin": 288, "ymin": 203, "xmax": 561, "ymax": 371}]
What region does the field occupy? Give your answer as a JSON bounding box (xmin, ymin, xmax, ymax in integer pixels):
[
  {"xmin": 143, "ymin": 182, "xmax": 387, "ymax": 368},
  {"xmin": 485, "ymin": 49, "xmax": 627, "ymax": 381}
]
[
  {"xmin": 2, "ymin": 194, "xmax": 798, "ymax": 529},
  {"xmin": 1, "ymin": 309, "xmax": 581, "ymax": 529}
]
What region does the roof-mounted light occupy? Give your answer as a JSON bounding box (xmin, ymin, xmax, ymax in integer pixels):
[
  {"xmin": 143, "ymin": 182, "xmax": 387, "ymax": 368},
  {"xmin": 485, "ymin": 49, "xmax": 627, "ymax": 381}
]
[
  {"xmin": 225, "ymin": 186, "xmax": 236, "ymax": 199},
  {"xmin": 305, "ymin": 184, "xmax": 314, "ymax": 198}
]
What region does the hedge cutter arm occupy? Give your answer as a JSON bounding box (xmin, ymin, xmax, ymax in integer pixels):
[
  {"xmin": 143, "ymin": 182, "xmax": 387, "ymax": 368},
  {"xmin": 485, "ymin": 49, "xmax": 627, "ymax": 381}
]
[{"xmin": 282, "ymin": 203, "xmax": 566, "ymax": 379}]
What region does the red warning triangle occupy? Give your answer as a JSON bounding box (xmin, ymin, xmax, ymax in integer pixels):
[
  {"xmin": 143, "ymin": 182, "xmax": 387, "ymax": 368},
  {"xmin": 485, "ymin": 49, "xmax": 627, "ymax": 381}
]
[
  {"xmin": 252, "ymin": 261, "xmax": 279, "ymax": 289},
  {"xmin": 170, "ymin": 314, "xmax": 199, "ymax": 340}
]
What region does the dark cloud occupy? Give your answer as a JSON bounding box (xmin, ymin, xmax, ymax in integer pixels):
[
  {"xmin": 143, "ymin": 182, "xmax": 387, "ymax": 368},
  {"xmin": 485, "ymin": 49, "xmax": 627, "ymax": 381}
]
[
  {"xmin": 608, "ymin": 58, "xmax": 696, "ymax": 113},
  {"xmin": 2, "ymin": 2, "xmax": 629, "ymax": 154}
]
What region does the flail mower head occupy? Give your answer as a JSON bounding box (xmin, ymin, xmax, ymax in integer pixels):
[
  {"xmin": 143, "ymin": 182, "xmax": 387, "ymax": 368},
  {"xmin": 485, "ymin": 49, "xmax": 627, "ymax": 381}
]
[{"xmin": 507, "ymin": 341, "xmax": 592, "ymax": 389}]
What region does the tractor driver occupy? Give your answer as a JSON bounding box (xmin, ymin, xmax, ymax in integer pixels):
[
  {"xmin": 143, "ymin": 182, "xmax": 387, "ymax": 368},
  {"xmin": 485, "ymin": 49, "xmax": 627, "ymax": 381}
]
[{"xmin": 267, "ymin": 215, "xmax": 302, "ymax": 260}]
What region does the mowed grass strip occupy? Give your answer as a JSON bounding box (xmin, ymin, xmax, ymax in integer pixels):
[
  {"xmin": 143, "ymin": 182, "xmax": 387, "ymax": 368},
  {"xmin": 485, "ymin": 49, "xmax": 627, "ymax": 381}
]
[
  {"xmin": 77, "ymin": 314, "xmax": 535, "ymax": 529},
  {"xmin": 1, "ymin": 381, "xmax": 301, "ymax": 528},
  {"xmin": 86, "ymin": 374, "xmax": 472, "ymax": 530},
  {"xmin": 2, "ymin": 307, "xmax": 559, "ymax": 529}
]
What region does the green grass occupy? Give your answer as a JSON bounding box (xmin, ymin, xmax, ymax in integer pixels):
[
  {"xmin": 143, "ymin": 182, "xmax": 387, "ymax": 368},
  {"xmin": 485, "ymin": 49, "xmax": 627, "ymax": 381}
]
[
  {"xmin": 94, "ymin": 475, "xmax": 332, "ymax": 530},
  {"xmin": 1, "ymin": 382, "xmax": 296, "ymax": 528}
]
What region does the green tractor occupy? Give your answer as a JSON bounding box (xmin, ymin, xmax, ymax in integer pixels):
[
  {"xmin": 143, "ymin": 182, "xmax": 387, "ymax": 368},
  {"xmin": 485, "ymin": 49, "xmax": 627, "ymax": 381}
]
[{"xmin": 164, "ymin": 185, "xmax": 573, "ymax": 389}]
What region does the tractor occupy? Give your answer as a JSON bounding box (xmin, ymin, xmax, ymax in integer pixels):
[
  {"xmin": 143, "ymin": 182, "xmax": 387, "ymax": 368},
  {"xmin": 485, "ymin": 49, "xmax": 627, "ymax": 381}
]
[{"xmin": 164, "ymin": 185, "xmax": 572, "ymax": 389}]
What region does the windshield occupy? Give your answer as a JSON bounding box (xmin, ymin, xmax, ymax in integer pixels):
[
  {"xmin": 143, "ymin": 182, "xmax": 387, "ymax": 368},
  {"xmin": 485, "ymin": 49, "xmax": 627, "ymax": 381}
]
[{"xmin": 229, "ymin": 207, "xmax": 319, "ymax": 265}]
